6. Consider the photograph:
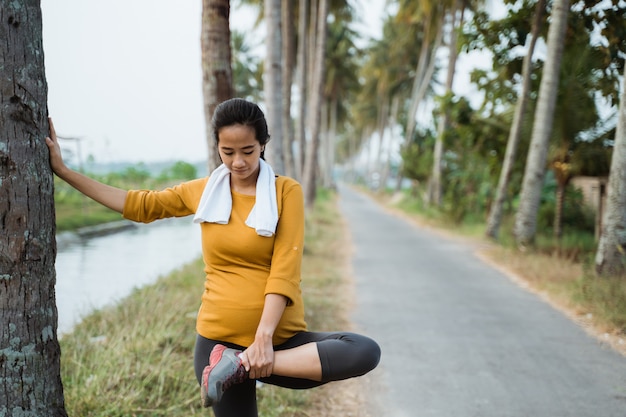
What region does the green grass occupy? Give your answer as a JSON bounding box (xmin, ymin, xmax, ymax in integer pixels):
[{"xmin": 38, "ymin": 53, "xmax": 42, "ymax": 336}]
[
  {"xmin": 55, "ymin": 200, "xmax": 123, "ymax": 231},
  {"xmin": 54, "ymin": 179, "xmax": 124, "ymax": 232},
  {"xmin": 573, "ymin": 268, "xmax": 626, "ymax": 333},
  {"xmin": 53, "ymin": 176, "xmax": 167, "ymax": 232},
  {"xmin": 60, "ymin": 191, "xmax": 347, "ymax": 416}
]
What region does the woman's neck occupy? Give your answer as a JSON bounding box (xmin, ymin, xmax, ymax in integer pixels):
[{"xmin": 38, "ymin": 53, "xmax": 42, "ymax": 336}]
[{"xmin": 230, "ymin": 176, "xmax": 257, "ymax": 196}]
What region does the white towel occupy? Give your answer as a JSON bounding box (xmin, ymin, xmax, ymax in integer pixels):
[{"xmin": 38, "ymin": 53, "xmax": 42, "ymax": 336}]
[
  {"xmin": 193, "ymin": 160, "xmax": 278, "ymax": 237},
  {"xmin": 193, "ymin": 164, "xmax": 232, "ymax": 225}
]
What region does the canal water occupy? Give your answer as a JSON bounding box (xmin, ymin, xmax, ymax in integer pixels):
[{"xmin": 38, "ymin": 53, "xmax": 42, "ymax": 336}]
[{"xmin": 55, "ymin": 217, "xmax": 202, "ymax": 335}]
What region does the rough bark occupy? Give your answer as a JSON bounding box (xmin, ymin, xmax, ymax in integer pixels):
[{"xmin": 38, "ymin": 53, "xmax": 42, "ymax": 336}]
[
  {"xmin": 201, "ymin": 0, "xmax": 233, "ymax": 172},
  {"xmin": 0, "ymin": 1, "xmax": 68, "ymax": 415},
  {"xmin": 595, "ymin": 63, "xmax": 626, "ymax": 276},
  {"xmin": 514, "ymin": 0, "xmax": 570, "ymax": 246}
]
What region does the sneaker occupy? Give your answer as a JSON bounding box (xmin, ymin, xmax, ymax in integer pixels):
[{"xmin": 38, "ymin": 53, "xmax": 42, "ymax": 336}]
[{"xmin": 200, "ymin": 344, "xmax": 248, "ymax": 407}]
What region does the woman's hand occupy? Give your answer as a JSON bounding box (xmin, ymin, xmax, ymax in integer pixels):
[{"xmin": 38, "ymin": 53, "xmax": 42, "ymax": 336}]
[
  {"xmin": 42, "ymin": 117, "xmax": 128, "ymax": 213},
  {"xmin": 240, "ymin": 334, "xmax": 275, "ymax": 379},
  {"xmin": 45, "ymin": 118, "xmax": 67, "ymax": 175},
  {"xmin": 239, "ymin": 293, "xmax": 288, "ymax": 379}
]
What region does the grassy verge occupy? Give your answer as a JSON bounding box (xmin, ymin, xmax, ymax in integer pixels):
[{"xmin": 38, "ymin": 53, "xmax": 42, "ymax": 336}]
[
  {"xmin": 376, "ymin": 189, "xmax": 626, "ymax": 353},
  {"xmin": 54, "ymin": 177, "xmax": 171, "ymax": 232},
  {"xmin": 55, "ymin": 201, "xmax": 123, "ymax": 231},
  {"xmin": 60, "ymin": 190, "xmax": 350, "ymax": 416}
]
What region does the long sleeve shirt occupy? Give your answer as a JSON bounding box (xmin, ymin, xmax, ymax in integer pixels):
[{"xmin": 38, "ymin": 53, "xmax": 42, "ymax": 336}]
[{"xmin": 122, "ymin": 176, "xmax": 307, "ymax": 347}]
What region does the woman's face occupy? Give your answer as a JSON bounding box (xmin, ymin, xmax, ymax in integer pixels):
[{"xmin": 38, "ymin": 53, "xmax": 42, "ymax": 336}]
[{"xmin": 217, "ymin": 124, "xmax": 264, "ymax": 183}]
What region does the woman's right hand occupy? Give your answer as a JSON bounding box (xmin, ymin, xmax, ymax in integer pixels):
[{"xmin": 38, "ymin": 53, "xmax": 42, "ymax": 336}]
[
  {"xmin": 43, "ymin": 117, "xmax": 128, "ymax": 213},
  {"xmin": 45, "ymin": 117, "xmax": 67, "ymax": 175}
]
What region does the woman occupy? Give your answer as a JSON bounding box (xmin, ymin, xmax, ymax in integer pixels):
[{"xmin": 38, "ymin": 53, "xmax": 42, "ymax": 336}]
[{"xmin": 47, "ymin": 98, "xmax": 380, "ymax": 417}]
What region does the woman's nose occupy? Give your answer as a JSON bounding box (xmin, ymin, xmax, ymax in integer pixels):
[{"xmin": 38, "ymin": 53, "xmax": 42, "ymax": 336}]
[{"xmin": 232, "ymin": 154, "xmax": 245, "ymax": 167}]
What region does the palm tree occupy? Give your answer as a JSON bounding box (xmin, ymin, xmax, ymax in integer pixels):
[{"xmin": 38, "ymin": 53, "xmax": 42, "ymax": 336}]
[
  {"xmin": 397, "ymin": 0, "xmax": 446, "ymax": 144},
  {"xmin": 201, "ymin": 0, "xmax": 234, "ymax": 171},
  {"xmin": 428, "ymin": 0, "xmax": 466, "ymax": 206},
  {"xmin": 548, "ymin": 25, "xmax": 605, "ymax": 240},
  {"xmin": 294, "ymin": 0, "xmax": 309, "ymax": 180},
  {"xmin": 263, "ymin": 0, "xmax": 285, "ymax": 174},
  {"xmin": 231, "ymin": 30, "xmax": 263, "ymax": 101},
  {"xmin": 393, "ymin": 0, "xmax": 445, "ymax": 190},
  {"xmin": 237, "ymin": 0, "xmax": 296, "ymax": 176},
  {"xmin": 485, "ymin": 0, "xmax": 546, "ymax": 239},
  {"xmin": 356, "ymin": 11, "xmax": 435, "ymax": 190},
  {"xmin": 281, "ymin": 0, "xmax": 297, "ymax": 178},
  {"xmin": 514, "ymin": 0, "xmax": 570, "ymax": 247},
  {"xmin": 302, "ymin": 0, "xmax": 330, "ymax": 207},
  {"xmin": 320, "ymin": 13, "xmax": 361, "ymax": 188},
  {"xmin": 595, "ymin": 62, "xmax": 626, "ymax": 276},
  {"xmin": 0, "ymin": 2, "xmax": 67, "ymax": 414}
]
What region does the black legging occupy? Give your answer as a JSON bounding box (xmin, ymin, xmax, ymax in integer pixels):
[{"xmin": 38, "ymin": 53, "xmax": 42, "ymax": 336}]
[{"xmin": 194, "ymin": 331, "xmax": 381, "ymax": 417}]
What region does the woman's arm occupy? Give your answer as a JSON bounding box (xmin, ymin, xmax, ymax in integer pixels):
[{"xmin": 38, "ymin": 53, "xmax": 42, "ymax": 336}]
[
  {"xmin": 240, "ymin": 293, "xmax": 288, "ymax": 379},
  {"xmin": 46, "ymin": 118, "xmax": 128, "ymax": 213}
]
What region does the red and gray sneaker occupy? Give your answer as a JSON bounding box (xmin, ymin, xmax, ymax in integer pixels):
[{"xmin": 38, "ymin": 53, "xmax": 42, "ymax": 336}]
[{"xmin": 201, "ymin": 344, "xmax": 248, "ymax": 408}]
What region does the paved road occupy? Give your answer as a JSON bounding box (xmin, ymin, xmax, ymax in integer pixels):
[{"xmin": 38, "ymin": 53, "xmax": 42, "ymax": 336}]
[{"xmin": 338, "ymin": 185, "xmax": 626, "ymax": 417}]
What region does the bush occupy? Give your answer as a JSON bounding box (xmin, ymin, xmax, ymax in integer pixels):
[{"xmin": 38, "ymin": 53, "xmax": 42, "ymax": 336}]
[{"xmin": 537, "ymin": 186, "xmax": 596, "ymax": 234}]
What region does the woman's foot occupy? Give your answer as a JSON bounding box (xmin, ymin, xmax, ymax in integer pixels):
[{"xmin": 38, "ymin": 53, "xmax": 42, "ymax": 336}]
[{"xmin": 201, "ymin": 344, "xmax": 248, "ymax": 407}]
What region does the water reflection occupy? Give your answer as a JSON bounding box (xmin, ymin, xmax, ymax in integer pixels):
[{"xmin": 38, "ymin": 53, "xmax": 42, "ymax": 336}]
[{"xmin": 55, "ymin": 217, "xmax": 202, "ymax": 335}]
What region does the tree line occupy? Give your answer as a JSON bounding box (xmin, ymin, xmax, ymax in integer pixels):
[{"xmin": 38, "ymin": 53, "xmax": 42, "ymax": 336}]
[{"xmin": 215, "ymin": 1, "xmax": 625, "ymax": 277}]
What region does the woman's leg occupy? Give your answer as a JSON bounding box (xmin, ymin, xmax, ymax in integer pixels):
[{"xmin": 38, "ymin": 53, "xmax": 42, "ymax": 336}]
[
  {"xmin": 271, "ymin": 341, "xmax": 322, "ymax": 381},
  {"xmin": 194, "ymin": 335, "xmax": 258, "ymax": 417},
  {"xmin": 193, "ymin": 331, "xmax": 381, "ymax": 410},
  {"xmin": 263, "ymin": 331, "xmax": 381, "ymax": 388}
]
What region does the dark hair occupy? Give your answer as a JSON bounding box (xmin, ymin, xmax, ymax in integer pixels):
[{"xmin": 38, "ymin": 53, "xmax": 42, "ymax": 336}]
[{"xmin": 212, "ymin": 98, "xmax": 270, "ymax": 158}]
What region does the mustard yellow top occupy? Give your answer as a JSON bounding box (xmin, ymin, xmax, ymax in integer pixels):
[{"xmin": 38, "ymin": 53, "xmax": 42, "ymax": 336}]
[{"xmin": 122, "ymin": 176, "xmax": 307, "ymax": 347}]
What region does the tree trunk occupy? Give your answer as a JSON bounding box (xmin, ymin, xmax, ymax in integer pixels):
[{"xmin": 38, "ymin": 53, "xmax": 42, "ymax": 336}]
[
  {"xmin": 485, "ymin": 0, "xmax": 546, "ymax": 239},
  {"xmin": 514, "ymin": 0, "xmax": 570, "ymax": 247},
  {"xmin": 328, "ymin": 97, "xmax": 338, "ymax": 187},
  {"xmin": 307, "ymin": 0, "xmax": 318, "ymax": 96},
  {"xmin": 302, "ymin": 0, "xmax": 329, "ymax": 207},
  {"xmin": 595, "ymin": 62, "xmax": 626, "ymax": 276},
  {"xmin": 428, "ymin": 1, "xmax": 462, "ymax": 207},
  {"xmin": 395, "ymin": 24, "xmax": 443, "ymax": 191},
  {"xmin": 281, "ymin": 0, "xmax": 296, "ymax": 178},
  {"xmin": 374, "ymin": 98, "xmax": 390, "ymax": 192},
  {"xmin": 0, "ymin": 2, "xmax": 68, "ymax": 415},
  {"xmin": 264, "ymin": 0, "xmax": 285, "ymax": 174},
  {"xmin": 381, "ymin": 96, "xmax": 400, "ymax": 190},
  {"xmin": 295, "ymin": 0, "xmax": 309, "ymax": 179},
  {"xmin": 405, "ymin": 13, "xmax": 433, "ymax": 144},
  {"xmin": 201, "ymin": 0, "xmax": 233, "ymax": 172},
  {"xmin": 554, "ymin": 181, "xmax": 565, "ymax": 239},
  {"xmin": 319, "ymin": 100, "xmax": 330, "ymax": 187}
]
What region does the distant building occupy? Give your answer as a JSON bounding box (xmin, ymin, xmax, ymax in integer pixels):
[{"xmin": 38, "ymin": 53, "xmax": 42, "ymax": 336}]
[{"xmin": 570, "ymin": 176, "xmax": 608, "ymax": 240}]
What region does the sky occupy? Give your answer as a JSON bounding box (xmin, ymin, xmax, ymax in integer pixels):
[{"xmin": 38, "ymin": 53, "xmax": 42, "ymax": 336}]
[{"xmin": 41, "ymin": 0, "xmax": 388, "ymax": 165}]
